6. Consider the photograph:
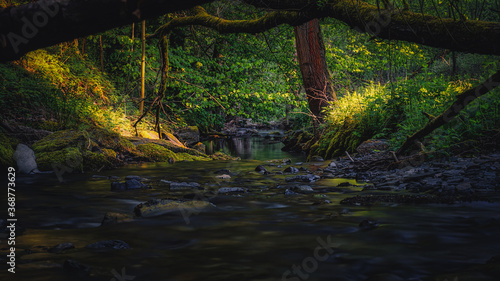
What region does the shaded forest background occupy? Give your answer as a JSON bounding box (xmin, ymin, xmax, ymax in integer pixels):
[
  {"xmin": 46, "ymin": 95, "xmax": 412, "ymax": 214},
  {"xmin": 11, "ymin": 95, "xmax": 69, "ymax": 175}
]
[{"xmin": 1, "ymin": 0, "xmax": 500, "ymax": 164}]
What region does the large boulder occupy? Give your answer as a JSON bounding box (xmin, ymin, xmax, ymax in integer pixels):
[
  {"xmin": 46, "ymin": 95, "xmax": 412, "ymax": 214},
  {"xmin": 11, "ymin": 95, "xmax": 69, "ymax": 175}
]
[{"xmin": 13, "ymin": 144, "xmax": 39, "ymax": 174}]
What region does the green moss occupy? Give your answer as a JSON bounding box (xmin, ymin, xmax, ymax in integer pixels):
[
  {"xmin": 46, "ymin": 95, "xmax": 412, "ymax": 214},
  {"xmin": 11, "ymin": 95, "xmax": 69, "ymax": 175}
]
[
  {"xmin": 32, "ymin": 130, "xmax": 88, "ymax": 153},
  {"xmin": 137, "ymin": 143, "xmax": 210, "ymax": 162},
  {"xmin": 115, "ymin": 138, "xmax": 136, "ymax": 154},
  {"xmin": 0, "ymin": 134, "xmax": 19, "ymax": 167},
  {"xmin": 137, "ymin": 143, "xmax": 177, "ymax": 162},
  {"xmin": 36, "ymin": 147, "xmax": 83, "ymax": 172},
  {"xmin": 82, "ymin": 149, "xmax": 119, "ymax": 171}
]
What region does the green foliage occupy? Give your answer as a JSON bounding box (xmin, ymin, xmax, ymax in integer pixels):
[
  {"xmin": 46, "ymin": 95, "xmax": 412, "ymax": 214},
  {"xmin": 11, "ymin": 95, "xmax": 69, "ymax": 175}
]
[
  {"xmin": 163, "ymin": 25, "xmax": 307, "ymax": 132},
  {"xmin": 0, "ymin": 133, "xmax": 19, "ymax": 167}
]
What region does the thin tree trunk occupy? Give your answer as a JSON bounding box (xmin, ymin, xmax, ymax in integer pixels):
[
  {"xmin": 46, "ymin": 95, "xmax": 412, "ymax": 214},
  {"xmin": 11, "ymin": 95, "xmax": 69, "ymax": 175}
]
[
  {"xmin": 99, "ymin": 35, "xmax": 104, "ymax": 72},
  {"xmin": 139, "ymin": 20, "xmax": 146, "ymax": 115},
  {"xmin": 293, "ymin": 19, "xmax": 336, "ymax": 123},
  {"xmin": 131, "ymin": 23, "xmax": 135, "ymax": 52}
]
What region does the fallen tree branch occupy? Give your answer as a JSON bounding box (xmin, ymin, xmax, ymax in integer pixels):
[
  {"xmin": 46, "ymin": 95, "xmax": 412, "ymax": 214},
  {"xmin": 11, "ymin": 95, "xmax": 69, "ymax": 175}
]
[{"xmin": 396, "ymin": 69, "xmax": 500, "ymax": 155}]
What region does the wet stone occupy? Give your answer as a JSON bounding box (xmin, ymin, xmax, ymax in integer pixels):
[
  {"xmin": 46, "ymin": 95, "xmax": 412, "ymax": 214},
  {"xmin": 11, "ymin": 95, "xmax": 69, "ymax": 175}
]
[
  {"xmin": 290, "ymin": 185, "xmax": 314, "ymax": 194},
  {"xmin": 48, "ymin": 243, "xmax": 74, "ymax": 253},
  {"xmin": 125, "ymin": 175, "xmax": 142, "ymax": 181},
  {"xmin": 86, "ymin": 240, "xmax": 130, "ymax": 250},
  {"xmin": 110, "ymin": 181, "xmax": 126, "ymax": 191},
  {"xmin": 101, "ymin": 212, "xmax": 133, "ymax": 226},
  {"xmin": 284, "ymin": 189, "xmax": 300, "ymax": 196},
  {"xmin": 284, "ymin": 166, "xmax": 299, "ymax": 173},
  {"xmin": 255, "ymin": 165, "xmax": 268, "ymax": 173},
  {"xmin": 63, "ymin": 259, "xmax": 90, "ymax": 277},
  {"xmin": 286, "ymin": 174, "xmax": 320, "ymax": 183},
  {"xmin": 359, "ymin": 219, "xmax": 378, "ymax": 230},
  {"xmin": 215, "ymin": 174, "xmax": 231, "ymax": 179},
  {"xmin": 126, "ymin": 179, "xmax": 146, "ymax": 189},
  {"xmin": 169, "ymin": 182, "xmax": 201, "ymax": 190},
  {"xmin": 217, "ymin": 187, "xmax": 247, "ymax": 194},
  {"xmin": 311, "ymin": 156, "xmax": 324, "ymax": 162},
  {"xmin": 214, "ymin": 169, "xmax": 231, "ymax": 174}
]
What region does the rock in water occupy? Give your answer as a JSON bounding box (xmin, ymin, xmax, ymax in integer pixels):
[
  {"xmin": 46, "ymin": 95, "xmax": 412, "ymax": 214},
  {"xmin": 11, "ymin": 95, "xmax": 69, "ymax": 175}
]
[
  {"xmin": 359, "ymin": 219, "xmax": 378, "ymax": 230},
  {"xmin": 101, "ymin": 212, "xmax": 133, "ymax": 226},
  {"xmin": 217, "ymin": 187, "xmax": 247, "ymax": 194},
  {"xmin": 284, "ymin": 166, "xmax": 299, "ymax": 173},
  {"xmin": 13, "ymin": 144, "xmax": 39, "ymax": 174},
  {"xmin": 125, "ymin": 179, "xmax": 146, "ymax": 189},
  {"xmin": 134, "ymin": 199, "xmax": 213, "ymax": 217},
  {"xmin": 63, "ymin": 259, "xmax": 90, "ymax": 277},
  {"xmin": 49, "ymin": 243, "xmax": 75, "ymax": 253},
  {"xmin": 111, "ymin": 182, "xmax": 126, "ymax": 191},
  {"xmin": 255, "ymin": 165, "xmax": 268, "ymax": 173},
  {"xmin": 86, "ymin": 240, "xmax": 130, "ymax": 250},
  {"xmin": 285, "ymin": 174, "xmax": 320, "ymax": 183},
  {"xmin": 290, "ymin": 185, "xmax": 314, "ymax": 194},
  {"xmin": 311, "ymin": 156, "xmax": 324, "ymax": 162},
  {"xmin": 215, "ymin": 174, "xmax": 231, "ymax": 179}
]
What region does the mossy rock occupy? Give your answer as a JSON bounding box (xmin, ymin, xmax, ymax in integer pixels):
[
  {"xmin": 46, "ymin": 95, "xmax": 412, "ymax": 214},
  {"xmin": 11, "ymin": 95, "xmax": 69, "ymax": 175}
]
[
  {"xmin": 115, "ymin": 138, "xmax": 136, "ymax": 154},
  {"xmin": 136, "ymin": 143, "xmax": 177, "ymax": 162},
  {"xmin": 0, "ymin": 134, "xmax": 19, "ymax": 167},
  {"xmin": 210, "ymin": 151, "xmax": 238, "ymax": 160},
  {"xmin": 88, "ymin": 128, "xmax": 139, "ymax": 156},
  {"xmin": 136, "ymin": 143, "xmax": 210, "ymax": 162},
  {"xmin": 32, "ymin": 130, "xmax": 88, "ymax": 153},
  {"xmin": 82, "ymin": 149, "xmax": 119, "ymax": 171},
  {"xmin": 138, "ymin": 130, "xmax": 160, "ymax": 139},
  {"xmin": 36, "ymin": 147, "xmax": 83, "ymax": 172}
]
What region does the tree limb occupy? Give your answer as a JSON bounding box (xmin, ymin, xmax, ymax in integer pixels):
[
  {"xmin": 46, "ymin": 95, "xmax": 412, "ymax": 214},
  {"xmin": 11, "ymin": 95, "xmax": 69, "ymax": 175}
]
[
  {"xmin": 2, "ymin": 0, "xmax": 500, "ymax": 62},
  {"xmin": 396, "ymin": 69, "xmax": 500, "ymax": 155},
  {"xmin": 0, "ymin": 0, "xmax": 214, "ymax": 62}
]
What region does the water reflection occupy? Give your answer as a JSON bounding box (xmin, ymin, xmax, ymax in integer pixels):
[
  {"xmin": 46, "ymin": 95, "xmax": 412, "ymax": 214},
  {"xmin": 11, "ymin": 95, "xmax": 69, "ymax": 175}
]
[{"xmin": 204, "ymin": 136, "xmax": 305, "ymax": 162}]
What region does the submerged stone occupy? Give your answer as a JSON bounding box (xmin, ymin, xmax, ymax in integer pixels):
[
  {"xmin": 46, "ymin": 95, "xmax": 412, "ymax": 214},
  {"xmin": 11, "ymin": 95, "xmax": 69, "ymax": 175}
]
[
  {"xmin": 86, "ymin": 240, "xmax": 130, "ymax": 250},
  {"xmin": 290, "ymin": 185, "xmax": 314, "ymax": 194},
  {"xmin": 169, "ymin": 181, "xmax": 201, "ymax": 190},
  {"xmin": 286, "ymin": 174, "xmax": 320, "ymax": 183},
  {"xmin": 217, "ymin": 187, "xmax": 247, "ymax": 194},
  {"xmin": 284, "ymin": 166, "xmax": 299, "ymax": 173},
  {"xmin": 134, "ymin": 199, "xmax": 213, "ymax": 217},
  {"xmin": 48, "ymin": 243, "xmax": 75, "ymax": 253}
]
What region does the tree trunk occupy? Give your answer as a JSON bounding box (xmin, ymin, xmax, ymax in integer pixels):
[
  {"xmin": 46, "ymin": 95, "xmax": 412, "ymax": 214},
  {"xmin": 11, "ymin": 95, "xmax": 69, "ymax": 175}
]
[
  {"xmin": 139, "ymin": 20, "xmax": 146, "ymax": 115},
  {"xmin": 99, "ymin": 35, "xmax": 104, "ymax": 72},
  {"xmin": 293, "ymin": 18, "xmax": 336, "ymax": 122}
]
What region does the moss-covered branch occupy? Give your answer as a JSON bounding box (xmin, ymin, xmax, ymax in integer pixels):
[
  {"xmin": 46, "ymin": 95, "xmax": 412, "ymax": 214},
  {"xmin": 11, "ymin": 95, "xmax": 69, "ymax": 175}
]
[
  {"xmin": 396, "ymin": 69, "xmax": 500, "ymax": 155},
  {"xmin": 0, "ymin": 0, "xmax": 214, "ymax": 62},
  {"xmin": 152, "ymin": 6, "xmax": 306, "ymax": 38},
  {"xmin": 2, "ymin": 0, "xmax": 500, "ymax": 62},
  {"xmin": 154, "ymin": 1, "xmax": 500, "ymax": 57}
]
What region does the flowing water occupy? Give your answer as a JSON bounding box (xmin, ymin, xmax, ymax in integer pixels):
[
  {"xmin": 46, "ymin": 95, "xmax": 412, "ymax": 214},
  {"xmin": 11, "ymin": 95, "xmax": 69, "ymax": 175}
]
[{"xmin": 2, "ymin": 136, "xmax": 500, "ymax": 281}]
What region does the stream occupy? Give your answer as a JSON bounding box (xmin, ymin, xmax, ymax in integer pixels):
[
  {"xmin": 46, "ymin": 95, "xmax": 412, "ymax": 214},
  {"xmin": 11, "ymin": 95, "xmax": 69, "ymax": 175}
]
[{"xmin": 2, "ymin": 135, "xmax": 500, "ymax": 281}]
